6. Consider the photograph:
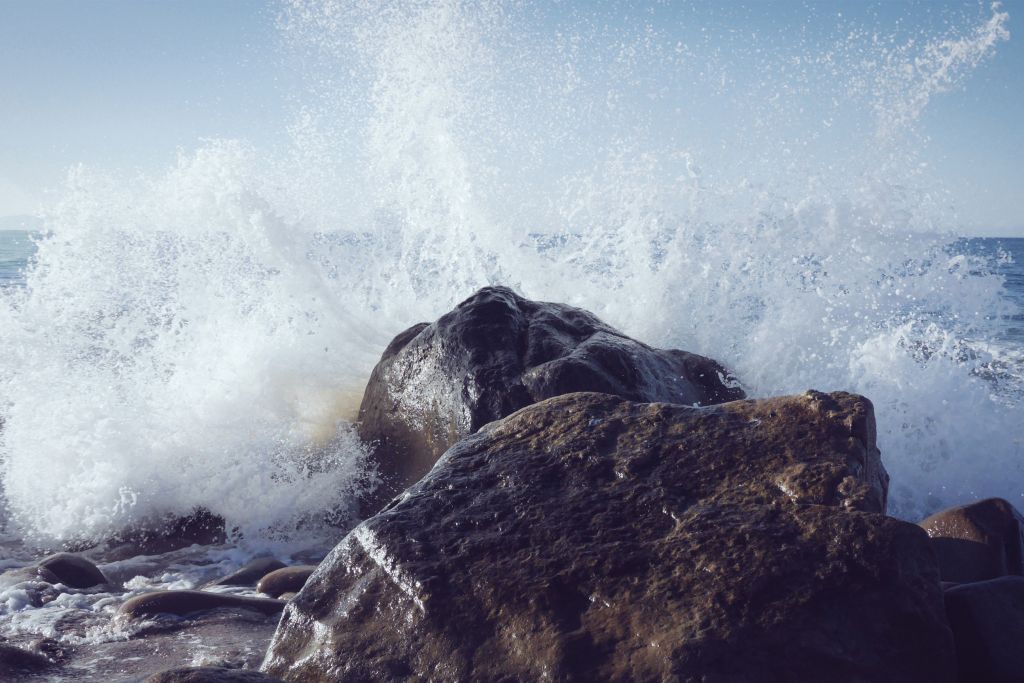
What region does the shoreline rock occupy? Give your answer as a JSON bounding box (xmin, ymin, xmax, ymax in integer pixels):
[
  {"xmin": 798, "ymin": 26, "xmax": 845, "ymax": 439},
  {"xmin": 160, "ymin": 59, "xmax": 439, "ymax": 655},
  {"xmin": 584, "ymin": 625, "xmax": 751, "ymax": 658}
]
[
  {"xmin": 919, "ymin": 497, "xmax": 1024, "ymax": 584},
  {"xmin": 142, "ymin": 666, "xmax": 282, "ymax": 682},
  {"xmin": 357, "ymin": 286, "xmax": 745, "ymax": 513},
  {"xmin": 263, "ymin": 391, "xmax": 950, "ymax": 682},
  {"xmin": 211, "ymin": 558, "xmax": 287, "ymax": 588},
  {"xmin": 38, "ymin": 552, "xmax": 108, "ymax": 589},
  {"xmin": 118, "ymin": 591, "xmax": 286, "ymax": 622},
  {"xmin": 256, "ymin": 566, "xmax": 317, "ymax": 599}
]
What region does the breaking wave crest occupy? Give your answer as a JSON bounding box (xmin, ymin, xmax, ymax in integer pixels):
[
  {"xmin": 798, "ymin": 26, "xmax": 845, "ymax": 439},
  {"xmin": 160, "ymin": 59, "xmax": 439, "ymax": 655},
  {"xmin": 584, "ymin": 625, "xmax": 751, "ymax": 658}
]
[{"xmin": 0, "ymin": 1, "xmax": 1018, "ymax": 542}]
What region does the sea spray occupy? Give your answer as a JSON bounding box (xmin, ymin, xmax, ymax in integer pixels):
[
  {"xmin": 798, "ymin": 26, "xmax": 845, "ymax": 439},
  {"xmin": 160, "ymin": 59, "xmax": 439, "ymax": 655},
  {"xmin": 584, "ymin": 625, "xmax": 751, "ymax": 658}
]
[
  {"xmin": 0, "ymin": 1, "xmax": 1019, "ymax": 543},
  {"xmin": 0, "ymin": 148, "xmax": 379, "ymax": 543}
]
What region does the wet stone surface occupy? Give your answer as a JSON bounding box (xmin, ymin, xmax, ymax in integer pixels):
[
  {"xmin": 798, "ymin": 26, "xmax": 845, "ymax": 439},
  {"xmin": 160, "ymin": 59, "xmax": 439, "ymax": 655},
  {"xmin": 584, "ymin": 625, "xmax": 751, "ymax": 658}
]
[
  {"xmin": 357, "ymin": 286, "xmax": 745, "ymax": 511},
  {"xmin": 0, "ymin": 540, "xmax": 317, "ymax": 682},
  {"xmin": 264, "ymin": 392, "xmax": 951, "ymax": 683},
  {"xmin": 919, "ymin": 497, "xmax": 1024, "ymax": 584},
  {"xmin": 944, "ymin": 576, "xmax": 1024, "ymax": 683}
]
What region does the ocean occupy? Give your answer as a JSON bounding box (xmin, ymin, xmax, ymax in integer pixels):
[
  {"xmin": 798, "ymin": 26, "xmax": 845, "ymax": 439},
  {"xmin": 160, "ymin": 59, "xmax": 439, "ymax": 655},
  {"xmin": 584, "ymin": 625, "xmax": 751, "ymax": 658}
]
[
  {"xmin": 968, "ymin": 237, "xmax": 1024, "ymax": 345},
  {"xmin": 0, "ymin": 1, "xmax": 1021, "ymax": 678},
  {"xmin": 0, "ymin": 231, "xmax": 34, "ymax": 289}
]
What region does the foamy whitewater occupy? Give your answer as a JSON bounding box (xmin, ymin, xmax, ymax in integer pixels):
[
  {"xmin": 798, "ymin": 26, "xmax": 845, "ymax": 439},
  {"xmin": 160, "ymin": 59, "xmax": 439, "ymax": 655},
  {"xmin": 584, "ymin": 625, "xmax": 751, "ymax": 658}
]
[{"xmin": 0, "ymin": 1, "xmax": 1021, "ymax": 554}]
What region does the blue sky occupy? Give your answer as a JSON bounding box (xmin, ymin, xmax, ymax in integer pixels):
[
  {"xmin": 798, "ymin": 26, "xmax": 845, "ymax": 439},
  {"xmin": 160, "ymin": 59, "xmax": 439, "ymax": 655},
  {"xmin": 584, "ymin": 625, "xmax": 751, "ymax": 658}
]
[
  {"xmin": 0, "ymin": 0, "xmax": 287, "ymax": 219},
  {"xmin": 1, "ymin": 0, "xmax": 1022, "ymax": 235}
]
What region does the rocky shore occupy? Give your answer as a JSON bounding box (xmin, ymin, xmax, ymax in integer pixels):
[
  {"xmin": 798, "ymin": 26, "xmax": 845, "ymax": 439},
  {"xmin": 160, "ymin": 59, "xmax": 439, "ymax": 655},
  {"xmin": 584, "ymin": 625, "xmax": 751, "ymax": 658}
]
[{"xmin": 2, "ymin": 287, "xmax": 1023, "ymax": 681}]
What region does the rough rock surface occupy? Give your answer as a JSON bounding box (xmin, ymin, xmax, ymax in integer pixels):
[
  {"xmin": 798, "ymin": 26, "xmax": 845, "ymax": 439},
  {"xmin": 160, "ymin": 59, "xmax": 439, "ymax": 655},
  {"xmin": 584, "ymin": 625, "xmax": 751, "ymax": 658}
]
[
  {"xmin": 264, "ymin": 392, "xmax": 951, "ymax": 682},
  {"xmin": 944, "ymin": 577, "xmax": 1024, "ymax": 683},
  {"xmin": 38, "ymin": 552, "xmax": 107, "ymax": 588},
  {"xmin": 256, "ymin": 566, "xmax": 317, "ymax": 599},
  {"xmin": 357, "ymin": 286, "xmax": 745, "ymax": 508},
  {"xmin": 919, "ymin": 498, "xmax": 1024, "ymax": 584},
  {"xmin": 143, "ymin": 666, "xmax": 282, "ymax": 682}
]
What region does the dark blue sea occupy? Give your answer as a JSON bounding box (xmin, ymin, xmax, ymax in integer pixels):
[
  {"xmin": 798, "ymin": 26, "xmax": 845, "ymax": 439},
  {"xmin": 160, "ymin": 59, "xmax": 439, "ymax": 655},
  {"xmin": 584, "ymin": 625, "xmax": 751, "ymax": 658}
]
[{"xmin": 968, "ymin": 237, "xmax": 1024, "ymax": 345}]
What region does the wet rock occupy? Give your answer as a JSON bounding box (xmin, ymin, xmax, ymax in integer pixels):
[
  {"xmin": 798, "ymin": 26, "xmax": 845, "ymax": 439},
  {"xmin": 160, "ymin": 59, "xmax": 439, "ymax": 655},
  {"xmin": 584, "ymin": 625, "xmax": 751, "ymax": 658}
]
[
  {"xmin": 919, "ymin": 497, "xmax": 1024, "ymax": 584},
  {"xmin": 357, "ymin": 286, "xmax": 745, "ymax": 510},
  {"xmin": 264, "ymin": 392, "xmax": 949, "ymax": 682},
  {"xmin": 256, "ymin": 566, "xmax": 316, "ymax": 598},
  {"xmin": 100, "ymin": 508, "xmax": 228, "ymax": 561},
  {"xmin": 213, "ymin": 558, "xmax": 287, "ymax": 587},
  {"xmin": 118, "ymin": 591, "xmax": 286, "ymax": 621},
  {"xmin": 944, "ymin": 577, "xmax": 1024, "ymax": 683},
  {"xmin": 38, "ymin": 552, "xmax": 107, "ymax": 588},
  {"xmin": 0, "ymin": 642, "xmax": 53, "ymax": 676},
  {"xmin": 143, "ymin": 666, "xmax": 282, "ymax": 682}
]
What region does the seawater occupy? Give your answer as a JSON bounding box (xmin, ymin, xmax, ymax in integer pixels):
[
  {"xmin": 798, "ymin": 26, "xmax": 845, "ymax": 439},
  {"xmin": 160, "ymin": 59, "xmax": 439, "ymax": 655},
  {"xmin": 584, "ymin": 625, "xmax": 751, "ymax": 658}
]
[
  {"xmin": 0, "ymin": 1, "xmax": 1021, "ymax": 551},
  {"xmin": 0, "ymin": 231, "xmax": 34, "ymax": 288}
]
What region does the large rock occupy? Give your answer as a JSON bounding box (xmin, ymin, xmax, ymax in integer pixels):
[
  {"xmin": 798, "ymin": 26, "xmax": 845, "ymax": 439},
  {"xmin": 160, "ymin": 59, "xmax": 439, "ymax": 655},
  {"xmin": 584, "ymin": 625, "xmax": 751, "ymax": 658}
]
[
  {"xmin": 263, "ymin": 392, "xmax": 950, "ymax": 682},
  {"xmin": 919, "ymin": 498, "xmax": 1024, "ymax": 584},
  {"xmin": 944, "ymin": 577, "xmax": 1024, "ymax": 683},
  {"xmin": 357, "ymin": 286, "xmax": 745, "ymax": 509}
]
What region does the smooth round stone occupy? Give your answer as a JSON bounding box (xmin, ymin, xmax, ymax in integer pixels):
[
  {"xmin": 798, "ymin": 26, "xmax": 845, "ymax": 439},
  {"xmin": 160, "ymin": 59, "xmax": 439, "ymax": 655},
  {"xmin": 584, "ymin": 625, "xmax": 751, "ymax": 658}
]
[
  {"xmin": 142, "ymin": 666, "xmax": 282, "ymax": 682},
  {"xmin": 212, "ymin": 557, "xmax": 287, "ymax": 587},
  {"xmin": 38, "ymin": 552, "xmax": 107, "ymax": 588},
  {"xmin": 919, "ymin": 497, "xmax": 1024, "ymax": 583},
  {"xmin": 255, "ymin": 566, "xmax": 316, "ymax": 598},
  {"xmin": 117, "ymin": 590, "xmax": 286, "ymax": 621}
]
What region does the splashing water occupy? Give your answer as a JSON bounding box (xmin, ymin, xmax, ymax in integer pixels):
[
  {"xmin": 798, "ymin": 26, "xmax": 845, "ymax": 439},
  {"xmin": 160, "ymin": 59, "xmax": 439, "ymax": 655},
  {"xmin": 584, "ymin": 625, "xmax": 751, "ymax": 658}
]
[{"xmin": 0, "ymin": 1, "xmax": 1019, "ymax": 543}]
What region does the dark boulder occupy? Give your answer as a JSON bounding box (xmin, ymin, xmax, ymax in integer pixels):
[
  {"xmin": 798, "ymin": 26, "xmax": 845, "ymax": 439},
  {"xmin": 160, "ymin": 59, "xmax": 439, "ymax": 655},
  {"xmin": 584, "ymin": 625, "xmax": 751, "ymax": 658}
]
[
  {"xmin": 358, "ymin": 286, "xmax": 744, "ymax": 508},
  {"xmin": 100, "ymin": 508, "xmax": 228, "ymax": 562},
  {"xmin": 117, "ymin": 591, "xmax": 286, "ymax": 621},
  {"xmin": 944, "ymin": 577, "xmax": 1024, "ymax": 683},
  {"xmin": 919, "ymin": 498, "xmax": 1024, "ymax": 584},
  {"xmin": 256, "ymin": 566, "xmax": 317, "ymax": 599},
  {"xmin": 212, "ymin": 557, "xmax": 287, "ymax": 587},
  {"xmin": 263, "ymin": 392, "xmax": 949, "ymax": 682},
  {"xmin": 38, "ymin": 552, "xmax": 107, "ymax": 588},
  {"xmin": 142, "ymin": 666, "xmax": 281, "ymax": 682}
]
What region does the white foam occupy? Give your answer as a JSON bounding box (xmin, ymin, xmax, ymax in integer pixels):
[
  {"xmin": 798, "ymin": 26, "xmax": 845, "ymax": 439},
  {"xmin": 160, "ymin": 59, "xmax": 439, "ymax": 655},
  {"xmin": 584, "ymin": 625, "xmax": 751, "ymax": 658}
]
[{"xmin": 0, "ymin": 1, "xmax": 1019, "ymax": 545}]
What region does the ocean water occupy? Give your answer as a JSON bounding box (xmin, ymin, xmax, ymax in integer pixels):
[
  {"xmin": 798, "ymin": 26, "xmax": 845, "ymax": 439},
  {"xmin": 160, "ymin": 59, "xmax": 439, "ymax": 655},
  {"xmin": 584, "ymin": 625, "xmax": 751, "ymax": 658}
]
[
  {"xmin": 967, "ymin": 237, "xmax": 1024, "ymax": 344},
  {"xmin": 0, "ymin": 230, "xmax": 34, "ymax": 288},
  {"xmin": 0, "ymin": 0, "xmax": 1020, "ymax": 552}
]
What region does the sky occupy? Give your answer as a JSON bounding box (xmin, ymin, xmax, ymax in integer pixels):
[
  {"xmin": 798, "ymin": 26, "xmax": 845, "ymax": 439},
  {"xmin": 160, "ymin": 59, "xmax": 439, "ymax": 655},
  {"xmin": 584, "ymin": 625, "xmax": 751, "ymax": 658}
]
[{"xmin": 0, "ymin": 0, "xmax": 1022, "ymax": 235}]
